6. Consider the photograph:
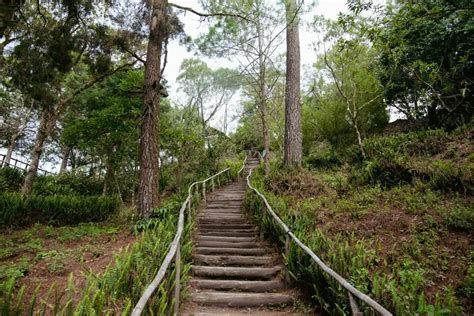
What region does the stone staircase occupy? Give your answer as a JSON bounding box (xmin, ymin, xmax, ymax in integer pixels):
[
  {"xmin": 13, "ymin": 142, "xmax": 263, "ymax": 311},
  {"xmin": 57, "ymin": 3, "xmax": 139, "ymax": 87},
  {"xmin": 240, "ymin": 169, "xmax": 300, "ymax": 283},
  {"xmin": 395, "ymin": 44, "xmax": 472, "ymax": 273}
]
[{"xmin": 181, "ymin": 158, "xmax": 302, "ymax": 315}]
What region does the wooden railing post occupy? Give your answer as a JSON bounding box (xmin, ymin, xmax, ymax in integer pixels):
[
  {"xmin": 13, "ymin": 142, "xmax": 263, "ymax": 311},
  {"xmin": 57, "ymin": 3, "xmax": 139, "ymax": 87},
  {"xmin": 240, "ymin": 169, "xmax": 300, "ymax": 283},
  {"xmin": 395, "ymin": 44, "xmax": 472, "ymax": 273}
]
[
  {"xmin": 284, "ymin": 234, "xmax": 291, "ymax": 287},
  {"xmin": 202, "ymin": 182, "xmax": 206, "ymax": 200},
  {"xmin": 211, "ymin": 178, "xmax": 215, "ymax": 191},
  {"xmin": 187, "ymin": 198, "xmax": 192, "ymax": 225},
  {"xmin": 348, "ymin": 292, "xmax": 363, "ymax": 316},
  {"xmin": 174, "ymin": 241, "xmax": 181, "ymax": 315}
]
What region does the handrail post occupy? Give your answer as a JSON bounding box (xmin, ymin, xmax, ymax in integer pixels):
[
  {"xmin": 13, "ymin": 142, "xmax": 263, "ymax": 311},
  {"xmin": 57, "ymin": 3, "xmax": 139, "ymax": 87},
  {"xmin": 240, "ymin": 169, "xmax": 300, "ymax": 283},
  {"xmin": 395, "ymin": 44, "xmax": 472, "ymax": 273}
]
[
  {"xmin": 348, "ymin": 292, "xmax": 362, "ymax": 316},
  {"xmin": 284, "ymin": 234, "xmax": 291, "ymax": 287},
  {"xmin": 174, "ymin": 241, "xmax": 181, "ymax": 315},
  {"xmin": 211, "ymin": 178, "xmax": 215, "ymax": 191},
  {"xmin": 202, "ymin": 182, "xmax": 206, "ymax": 200},
  {"xmin": 187, "ymin": 198, "xmax": 192, "ymax": 224}
]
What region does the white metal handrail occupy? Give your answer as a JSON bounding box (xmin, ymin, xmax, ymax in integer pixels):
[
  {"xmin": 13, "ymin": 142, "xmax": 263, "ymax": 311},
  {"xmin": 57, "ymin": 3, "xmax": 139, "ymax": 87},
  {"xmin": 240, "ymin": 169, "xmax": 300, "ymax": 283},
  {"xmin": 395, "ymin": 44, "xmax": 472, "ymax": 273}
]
[
  {"xmin": 132, "ymin": 166, "xmax": 233, "ymax": 315},
  {"xmin": 246, "ymin": 161, "xmax": 392, "ymax": 315}
]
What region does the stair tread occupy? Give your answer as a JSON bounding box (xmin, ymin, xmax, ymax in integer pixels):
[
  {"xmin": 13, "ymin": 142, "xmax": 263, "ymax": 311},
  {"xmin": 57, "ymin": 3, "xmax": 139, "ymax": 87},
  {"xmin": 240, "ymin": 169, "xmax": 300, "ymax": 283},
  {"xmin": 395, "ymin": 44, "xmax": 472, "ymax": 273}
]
[
  {"xmin": 189, "ymin": 291, "xmax": 293, "ymax": 307},
  {"xmin": 190, "ymin": 278, "xmax": 285, "ymax": 292}
]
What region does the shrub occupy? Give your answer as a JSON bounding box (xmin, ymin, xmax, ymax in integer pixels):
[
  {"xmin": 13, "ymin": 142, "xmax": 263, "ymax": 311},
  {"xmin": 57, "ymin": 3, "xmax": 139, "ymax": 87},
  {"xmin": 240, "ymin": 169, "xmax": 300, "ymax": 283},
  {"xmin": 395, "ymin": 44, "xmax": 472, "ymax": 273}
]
[
  {"xmin": 443, "ymin": 206, "xmax": 474, "ymax": 231},
  {"xmin": 0, "ymin": 193, "xmax": 120, "ymax": 228},
  {"xmin": 0, "ymin": 168, "xmax": 24, "ymax": 192},
  {"xmin": 350, "ymin": 158, "xmax": 413, "ymax": 188},
  {"xmin": 427, "ymin": 160, "xmax": 472, "ymax": 194},
  {"xmin": 305, "ymin": 149, "xmax": 341, "ymax": 170},
  {"xmin": 33, "ymin": 173, "xmax": 104, "ymax": 196}
]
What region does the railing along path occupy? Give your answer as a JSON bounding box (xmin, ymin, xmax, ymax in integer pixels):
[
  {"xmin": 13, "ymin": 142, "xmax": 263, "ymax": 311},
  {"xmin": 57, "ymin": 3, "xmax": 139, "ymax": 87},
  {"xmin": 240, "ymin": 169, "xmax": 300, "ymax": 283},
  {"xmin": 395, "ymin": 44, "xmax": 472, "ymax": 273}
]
[
  {"xmin": 0, "ymin": 154, "xmax": 54, "ymax": 176},
  {"xmin": 132, "ymin": 162, "xmax": 243, "ymax": 315},
  {"xmin": 245, "ymin": 151, "xmax": 392, "ymax": 316},
  {"xmin": 132, "ymin": 151, "xmax": 391, "ymax": 315}
]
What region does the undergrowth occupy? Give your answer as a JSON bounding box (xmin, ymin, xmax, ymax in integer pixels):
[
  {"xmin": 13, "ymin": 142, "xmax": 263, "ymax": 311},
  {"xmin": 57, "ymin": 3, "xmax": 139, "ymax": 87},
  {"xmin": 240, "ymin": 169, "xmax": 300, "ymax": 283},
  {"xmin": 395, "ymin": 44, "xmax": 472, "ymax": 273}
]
[
  {"xmin": 0, "ymin": 193, "xmax": 197, "ymax": 315},
  {"xmin": 245, "ymin": 162, "xmax": 471, "ymax": 315},
  {"xmin": 0, "ymin": 159, "xmax": 238, "ymax": 315}
]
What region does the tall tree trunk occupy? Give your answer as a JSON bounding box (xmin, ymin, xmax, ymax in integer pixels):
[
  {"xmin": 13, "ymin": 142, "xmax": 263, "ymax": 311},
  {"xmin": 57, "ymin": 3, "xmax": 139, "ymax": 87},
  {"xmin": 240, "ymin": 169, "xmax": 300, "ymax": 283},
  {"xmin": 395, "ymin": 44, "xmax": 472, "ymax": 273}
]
[
  {"xmin": 21, "ymin": 107, "xmax": 56, "ymax": 196},
  {"xmin": 283, "ymin": 0, "xmax": 302, "ymax": 167},
  {"xmin": 256, "ymin": 6, "xmax": 270, "ymax": 175},
  {"xmin": 353, "ymin": 118, "xmax": 366, "ymax": 159},
  {"xmin": 348, "ymin": 105, "xmax": 366, "ymax": 159},
  {"xmin": 138, "ymin": 0, "xmax": 167, "ymax": 217},
  {"xmin": 103, "ymin": 149, "xmax": 114, "ymax": 196},
  {"xmin": 59, "ymin": 145, "xmax": 71, "ymax": 174},
  {"xmin": 260, "ymin": 105, "xmax": 270, "ymax": 175},
  {"xmin": 4, "ymin": 133, "xmax": 18, "ymax": 167}
]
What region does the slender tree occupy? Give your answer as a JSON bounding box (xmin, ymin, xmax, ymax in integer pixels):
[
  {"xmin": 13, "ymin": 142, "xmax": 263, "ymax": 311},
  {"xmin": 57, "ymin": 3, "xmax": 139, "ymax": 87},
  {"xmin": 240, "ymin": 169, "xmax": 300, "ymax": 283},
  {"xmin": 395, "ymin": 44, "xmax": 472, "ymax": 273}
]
[{"xmin": 283, "ymin": 0, "xmax": 302, "ymax": 167}]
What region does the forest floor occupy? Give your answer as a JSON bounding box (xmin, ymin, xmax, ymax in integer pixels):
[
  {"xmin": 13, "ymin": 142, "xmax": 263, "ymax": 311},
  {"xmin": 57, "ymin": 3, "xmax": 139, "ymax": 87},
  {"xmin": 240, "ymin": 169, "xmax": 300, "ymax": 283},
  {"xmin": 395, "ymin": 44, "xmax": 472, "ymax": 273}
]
[{"xmin": 0, "ymin": 220, "xmax": 135, "ymax": 305}]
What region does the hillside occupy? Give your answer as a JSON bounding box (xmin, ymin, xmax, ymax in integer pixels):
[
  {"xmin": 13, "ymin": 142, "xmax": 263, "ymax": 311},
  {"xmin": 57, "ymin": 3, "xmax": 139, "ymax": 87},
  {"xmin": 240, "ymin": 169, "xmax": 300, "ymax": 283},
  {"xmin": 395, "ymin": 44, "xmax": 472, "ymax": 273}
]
[{"xmin": 245, "ymin": 125, "xmax": 473, "ymax": 314}]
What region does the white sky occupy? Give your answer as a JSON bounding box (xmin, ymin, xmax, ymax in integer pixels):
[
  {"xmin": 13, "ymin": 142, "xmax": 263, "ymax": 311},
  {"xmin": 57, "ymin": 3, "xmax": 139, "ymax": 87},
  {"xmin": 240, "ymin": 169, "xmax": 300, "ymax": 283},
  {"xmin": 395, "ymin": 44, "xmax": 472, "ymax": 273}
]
[{"xmin": 167, "ymin": 0, "xmax": 351, "ymax": 132}]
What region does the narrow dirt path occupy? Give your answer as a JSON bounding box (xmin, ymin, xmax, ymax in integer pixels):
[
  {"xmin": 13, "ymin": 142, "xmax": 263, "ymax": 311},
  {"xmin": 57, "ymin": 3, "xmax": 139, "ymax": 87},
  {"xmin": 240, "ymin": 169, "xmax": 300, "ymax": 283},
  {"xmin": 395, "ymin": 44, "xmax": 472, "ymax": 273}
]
[{"xmin": 181, "ymin": 158, "xmax": 304, "ymax": 315}]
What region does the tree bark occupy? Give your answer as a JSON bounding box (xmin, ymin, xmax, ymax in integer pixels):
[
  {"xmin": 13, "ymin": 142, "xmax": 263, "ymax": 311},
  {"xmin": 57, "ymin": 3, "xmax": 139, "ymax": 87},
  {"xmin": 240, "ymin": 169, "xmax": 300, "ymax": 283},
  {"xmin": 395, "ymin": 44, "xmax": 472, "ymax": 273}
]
[
  {"xmin": 103, "ymin": 149, "xmax": 114, "ymax": 196},
  {"xmin": 4, "ymin": 133, "xmax": 18, "ymax": 167},
  {"xmin": 261, "ymin": 105, "xmax": 270, "ymax": 175},
  {"xmin": 138, "ymin": 0, "xmax": 167, "ymax": 217},
  {"xmin": 283, "ymin": 0, "xmax": 302, "ymax": 167},
  {"xmin": 256, "ymin": 5, "xmax": 270, "ymax": 175},
  {"xmin": 21, "ymin": 107, "xmax": 56, "ymax": 196},
  {"xmin": 59, "ymin": 145, "xmax": 71, "ymax": 174}
]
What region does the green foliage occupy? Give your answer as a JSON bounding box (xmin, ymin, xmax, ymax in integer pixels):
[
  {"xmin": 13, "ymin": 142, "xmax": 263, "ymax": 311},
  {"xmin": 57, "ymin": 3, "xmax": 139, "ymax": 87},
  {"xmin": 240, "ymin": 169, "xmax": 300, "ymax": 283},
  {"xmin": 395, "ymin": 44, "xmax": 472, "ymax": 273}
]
[
  {"xmin": 304, "ymin": 149, "xmax": 341, "ymax": 170},
  {"xmin": 33, "ymin": 173, "xmax": 104, "ymax": 196},
  {"xmin": 0, "ymin": 168, "xmax": 24, "ymax": 192},
  {"xmin": 376, "ymin": 0, "xmax": 474, "ymax": 125},
  {"xmin": 0, "ymin": 190, "xmax": 199, "ymax": 314},
  {"xmin": 0, "ymin": 193, "xmax": 120, "ymax": 228},
  {"xmin": 348, "ymin": 129, "xmax": 473, "ymax": 193},
  {"xmin": 245, "ymin": 165, "xmax": 463, "ymax": 314},
  {"xmin": 303, "ymin": 16, "xmax": 388, "ymax": 153},
  {"xmin": 443, "ymin": 206, "xmax": 474, "ymax": 231}
]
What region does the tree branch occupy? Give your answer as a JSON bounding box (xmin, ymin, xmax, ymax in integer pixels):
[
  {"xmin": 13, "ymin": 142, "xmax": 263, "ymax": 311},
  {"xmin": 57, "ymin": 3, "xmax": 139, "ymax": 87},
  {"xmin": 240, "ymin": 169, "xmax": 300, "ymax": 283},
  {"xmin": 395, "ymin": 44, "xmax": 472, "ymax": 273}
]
[{"xmin": 168, "ymin": 3, "xmax": 250, "ymax": 20}]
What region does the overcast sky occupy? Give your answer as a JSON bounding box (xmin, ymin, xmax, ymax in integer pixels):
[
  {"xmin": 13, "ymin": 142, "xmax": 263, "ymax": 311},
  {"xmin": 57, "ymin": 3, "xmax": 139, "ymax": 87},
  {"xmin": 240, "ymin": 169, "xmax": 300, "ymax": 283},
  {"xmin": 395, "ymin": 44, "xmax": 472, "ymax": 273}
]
[{"xmin": 166, "ymin": 0, "xmax": 352, "ymax": 132}]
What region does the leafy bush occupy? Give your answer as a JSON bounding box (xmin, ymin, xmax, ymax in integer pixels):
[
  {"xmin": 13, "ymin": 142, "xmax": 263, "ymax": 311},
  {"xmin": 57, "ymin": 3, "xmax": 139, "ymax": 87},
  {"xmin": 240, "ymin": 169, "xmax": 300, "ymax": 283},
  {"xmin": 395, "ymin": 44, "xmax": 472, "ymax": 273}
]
[
  {"xmin": 0, "ymin": 193, "xmax": 120, "ymax": 228},
  {"xmin": 426, "ymin": 160, "xmax": 472, "ymax": 194},
  {"xmin": 443, "ymin": 206, "xmax": 474, "ymax": 231},
  {"xmin": 33, "ymin": 173, "xmax": 104, "ymax": 196},
  {"xmin": 305, "ymin": 149, "xmax": 341, "ymax": 170},
  {"xmin": 0, "ymin": 168, "xmax": 24, "ymax": 192},
  {"xmin": 348, "ymin": 129, "xmax": 472, "ymax": 193},
  {"xmin": 350, "ymin": 158, "xmax": 413, "ymax": 188}
]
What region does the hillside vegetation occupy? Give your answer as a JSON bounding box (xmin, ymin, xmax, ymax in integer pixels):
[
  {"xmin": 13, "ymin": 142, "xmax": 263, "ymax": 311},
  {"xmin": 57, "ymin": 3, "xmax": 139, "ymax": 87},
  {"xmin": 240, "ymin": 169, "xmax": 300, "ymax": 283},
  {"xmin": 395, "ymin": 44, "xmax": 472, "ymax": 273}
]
[{"xmin": 245, "ymin": 125, "xmax": 473, "ymax": 314}]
